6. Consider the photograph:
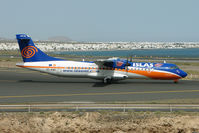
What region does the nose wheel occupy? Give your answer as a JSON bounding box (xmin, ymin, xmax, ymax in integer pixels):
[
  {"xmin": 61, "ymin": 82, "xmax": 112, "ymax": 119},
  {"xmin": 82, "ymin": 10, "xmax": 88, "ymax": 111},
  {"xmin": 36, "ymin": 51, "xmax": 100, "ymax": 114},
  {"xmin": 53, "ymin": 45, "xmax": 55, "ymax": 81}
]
[{"xmin": 174, "ymin": 79, "xmax": 179, "ymax": 83}]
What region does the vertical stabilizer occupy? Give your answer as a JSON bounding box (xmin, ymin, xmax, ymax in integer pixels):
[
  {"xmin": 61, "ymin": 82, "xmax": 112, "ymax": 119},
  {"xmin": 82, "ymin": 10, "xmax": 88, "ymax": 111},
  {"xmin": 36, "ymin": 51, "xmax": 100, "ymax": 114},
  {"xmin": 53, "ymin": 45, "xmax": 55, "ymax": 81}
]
[{"xmin": 16, "ymin": 34, "xmax": 64, "ymax": 62}]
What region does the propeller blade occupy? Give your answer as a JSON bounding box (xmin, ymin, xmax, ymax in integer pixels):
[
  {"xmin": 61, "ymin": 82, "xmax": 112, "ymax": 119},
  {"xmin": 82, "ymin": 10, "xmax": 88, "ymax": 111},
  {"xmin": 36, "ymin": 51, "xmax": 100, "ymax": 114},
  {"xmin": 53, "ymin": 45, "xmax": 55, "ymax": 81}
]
[
  {"xmin": 130, "ymin": 56, "xmax": 132, "ymax": 62},
  {"xmin": 126, "ymin": 57, "xmax": 128, "ymax": 65},
  {"xmin": 126, "ymin": 56, "xmax": 130, "ymax": 72}
]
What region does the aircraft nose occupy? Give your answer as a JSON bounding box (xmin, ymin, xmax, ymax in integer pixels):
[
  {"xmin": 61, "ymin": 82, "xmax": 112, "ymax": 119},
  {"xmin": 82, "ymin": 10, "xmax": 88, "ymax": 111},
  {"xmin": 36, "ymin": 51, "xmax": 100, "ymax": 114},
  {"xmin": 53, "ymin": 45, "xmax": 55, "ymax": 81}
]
[{"xmin": 180, "ymin": 70, "xmax": 187, "ymax": 78}]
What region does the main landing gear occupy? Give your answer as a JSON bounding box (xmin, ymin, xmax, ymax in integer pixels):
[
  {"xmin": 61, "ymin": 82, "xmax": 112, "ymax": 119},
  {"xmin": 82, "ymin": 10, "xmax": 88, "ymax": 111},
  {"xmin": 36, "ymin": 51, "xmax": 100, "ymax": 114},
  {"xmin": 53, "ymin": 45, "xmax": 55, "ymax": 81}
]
[{"xmin": 103, "ymin": 76, "xmax": 112, "ymax": 84}]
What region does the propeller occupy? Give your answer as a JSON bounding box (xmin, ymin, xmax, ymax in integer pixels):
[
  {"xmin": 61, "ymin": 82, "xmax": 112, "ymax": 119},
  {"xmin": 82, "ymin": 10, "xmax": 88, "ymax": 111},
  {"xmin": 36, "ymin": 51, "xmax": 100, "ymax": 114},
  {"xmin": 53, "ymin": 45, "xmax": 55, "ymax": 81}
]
[
  {"xmin": 130, "ymin": 56, "xmax": 133, "ymax": 62},
  {"xmin": 125, "ymin": 56, "xmax": 132, "ymax": 72},
  {"xmin": 125, "ymin": 56, "xmax": 131, "ymax": 66}
]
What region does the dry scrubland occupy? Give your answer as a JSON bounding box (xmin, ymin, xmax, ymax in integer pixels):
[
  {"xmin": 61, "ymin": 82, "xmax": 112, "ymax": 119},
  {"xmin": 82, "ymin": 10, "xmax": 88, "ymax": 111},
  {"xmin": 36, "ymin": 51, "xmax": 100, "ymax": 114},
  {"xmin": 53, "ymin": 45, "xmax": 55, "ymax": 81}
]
[{"xmin": 0, "ymin": 112, "xmax": 199, "ymax": 133}]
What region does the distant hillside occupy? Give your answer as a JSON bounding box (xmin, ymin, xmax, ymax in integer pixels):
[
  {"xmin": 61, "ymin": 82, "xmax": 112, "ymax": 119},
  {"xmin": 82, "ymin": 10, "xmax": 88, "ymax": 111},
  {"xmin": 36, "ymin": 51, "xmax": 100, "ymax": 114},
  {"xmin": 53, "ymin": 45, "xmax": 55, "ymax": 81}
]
[
  {"xmin": 48, "ymin": 36, "xmax": 72, "ymax": 42},
  {"xmin": 0, "ymin": 37, "xmax": 8, "ymax": 40},
  {"xmin": 0, "ymin": 37, "xmax": 15, "ymax": 42}
]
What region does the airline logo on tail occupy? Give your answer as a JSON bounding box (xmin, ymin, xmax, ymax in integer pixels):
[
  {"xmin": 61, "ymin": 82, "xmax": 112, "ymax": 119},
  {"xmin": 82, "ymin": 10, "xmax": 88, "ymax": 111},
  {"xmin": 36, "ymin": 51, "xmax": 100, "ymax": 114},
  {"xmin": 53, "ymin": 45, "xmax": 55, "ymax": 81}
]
[{"xmin": 21, "ymin": 46, "xmax": 38, "ymax": 58}]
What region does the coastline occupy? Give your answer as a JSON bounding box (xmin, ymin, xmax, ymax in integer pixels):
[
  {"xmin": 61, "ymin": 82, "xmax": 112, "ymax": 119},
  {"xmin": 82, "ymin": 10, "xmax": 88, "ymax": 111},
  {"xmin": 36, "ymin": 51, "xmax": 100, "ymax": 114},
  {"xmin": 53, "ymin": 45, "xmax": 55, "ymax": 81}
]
[
  {"xmin": 50, "ymin": 47, "xmax": 199, "ymax": 52},
  {"xmin": 50, "ymin": 48, "xmax": 199, "ymax": 58}
]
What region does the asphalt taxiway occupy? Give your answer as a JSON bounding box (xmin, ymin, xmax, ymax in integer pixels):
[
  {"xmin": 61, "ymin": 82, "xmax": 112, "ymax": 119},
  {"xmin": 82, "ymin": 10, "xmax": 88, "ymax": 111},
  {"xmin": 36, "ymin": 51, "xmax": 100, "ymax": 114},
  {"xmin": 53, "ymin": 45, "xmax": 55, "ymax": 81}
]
[{"xmin": 0, "ymin": 69, "xmax": 199, "ymax": 103}]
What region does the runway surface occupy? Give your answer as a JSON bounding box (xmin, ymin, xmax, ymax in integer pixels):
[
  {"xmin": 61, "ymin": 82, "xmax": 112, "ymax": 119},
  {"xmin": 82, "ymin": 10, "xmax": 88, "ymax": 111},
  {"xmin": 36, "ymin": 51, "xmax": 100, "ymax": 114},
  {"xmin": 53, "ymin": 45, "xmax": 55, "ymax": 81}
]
[{"xmin": 0, "ymin": 69, "xmax": 199, "ymax": 103}]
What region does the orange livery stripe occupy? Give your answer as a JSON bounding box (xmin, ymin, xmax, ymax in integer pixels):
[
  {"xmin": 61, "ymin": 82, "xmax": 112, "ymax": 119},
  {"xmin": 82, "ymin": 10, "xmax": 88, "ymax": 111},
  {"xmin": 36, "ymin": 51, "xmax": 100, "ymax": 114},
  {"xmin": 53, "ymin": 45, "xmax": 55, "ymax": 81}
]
[{"xmin": 16, "ymin": 65, "xmax": 181, "ymax": 79}]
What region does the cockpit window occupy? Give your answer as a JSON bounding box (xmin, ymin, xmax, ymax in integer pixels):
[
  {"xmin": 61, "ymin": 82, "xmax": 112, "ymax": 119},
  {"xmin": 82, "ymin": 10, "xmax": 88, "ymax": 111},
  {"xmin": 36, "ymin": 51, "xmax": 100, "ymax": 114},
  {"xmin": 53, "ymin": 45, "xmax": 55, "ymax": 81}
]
[{"xmin": 170, "ymin": 66, "xmax": 179, "ymax": 69}]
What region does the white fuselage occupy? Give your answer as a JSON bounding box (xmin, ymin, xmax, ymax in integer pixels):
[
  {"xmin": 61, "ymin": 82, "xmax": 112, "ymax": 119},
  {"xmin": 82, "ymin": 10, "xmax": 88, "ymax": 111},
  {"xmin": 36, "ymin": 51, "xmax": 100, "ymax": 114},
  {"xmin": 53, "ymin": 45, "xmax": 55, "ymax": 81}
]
[{"xmin": 16, "ymin": 61, "xmax": 146, "ymax": 80}]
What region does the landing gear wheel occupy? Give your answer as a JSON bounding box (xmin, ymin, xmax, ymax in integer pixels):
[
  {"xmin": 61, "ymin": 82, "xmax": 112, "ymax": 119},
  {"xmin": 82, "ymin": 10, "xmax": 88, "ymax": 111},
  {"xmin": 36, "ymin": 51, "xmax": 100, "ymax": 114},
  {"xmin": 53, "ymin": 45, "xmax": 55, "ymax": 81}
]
[
  {"xmin": 103, "ymin": 77, "xmax": 112, "ymax": 84},
  {"xmin": 174, "ymin": 79, "xmax": 179, "ymax": 84}
]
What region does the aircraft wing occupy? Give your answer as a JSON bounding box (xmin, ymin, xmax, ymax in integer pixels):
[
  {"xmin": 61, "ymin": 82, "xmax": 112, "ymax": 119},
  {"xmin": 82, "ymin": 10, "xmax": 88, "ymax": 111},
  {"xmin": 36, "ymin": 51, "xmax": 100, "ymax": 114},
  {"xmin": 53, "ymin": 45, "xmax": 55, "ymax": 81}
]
[
  {"xmin": 94, "ymin": 59, "xmax": 114, "ymax": 67},
  {"xmin": 94, "ymin": 57, "xmax": 127, "ymax": 68}
]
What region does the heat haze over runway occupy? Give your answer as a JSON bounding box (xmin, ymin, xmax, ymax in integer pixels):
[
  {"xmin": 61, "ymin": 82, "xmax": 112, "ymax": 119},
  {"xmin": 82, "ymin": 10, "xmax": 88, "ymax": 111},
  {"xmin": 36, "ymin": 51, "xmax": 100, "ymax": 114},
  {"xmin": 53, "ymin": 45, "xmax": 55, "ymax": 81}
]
[{"xmin": 0, "ymin": 69, "xmax": 199, "ymax": 104}]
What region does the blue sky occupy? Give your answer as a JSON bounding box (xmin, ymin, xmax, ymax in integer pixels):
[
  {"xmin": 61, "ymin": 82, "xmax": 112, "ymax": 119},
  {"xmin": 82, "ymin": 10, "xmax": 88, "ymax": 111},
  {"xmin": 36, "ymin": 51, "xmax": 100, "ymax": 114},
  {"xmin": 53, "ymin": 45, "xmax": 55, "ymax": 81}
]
[{"xmin": 0, "ymin": 0, "xmax": 198, "ymax": 42}]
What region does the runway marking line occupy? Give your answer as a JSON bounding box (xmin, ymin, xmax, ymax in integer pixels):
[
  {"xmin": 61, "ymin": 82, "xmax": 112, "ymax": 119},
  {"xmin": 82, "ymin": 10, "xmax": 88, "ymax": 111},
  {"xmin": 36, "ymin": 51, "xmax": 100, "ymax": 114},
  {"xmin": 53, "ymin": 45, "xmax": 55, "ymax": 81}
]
[{"xmin": 0, "ymin": 89, "xmax": 199, "ymax": 99}]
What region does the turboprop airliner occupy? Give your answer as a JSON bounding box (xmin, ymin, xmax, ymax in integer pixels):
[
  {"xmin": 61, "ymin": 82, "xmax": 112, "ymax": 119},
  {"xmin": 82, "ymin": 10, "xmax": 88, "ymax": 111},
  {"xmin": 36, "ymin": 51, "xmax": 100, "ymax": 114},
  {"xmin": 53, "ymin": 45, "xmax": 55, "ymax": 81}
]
[{"xmin": 16, "ymin": 34, "xmax": 187, "ymax": 83}]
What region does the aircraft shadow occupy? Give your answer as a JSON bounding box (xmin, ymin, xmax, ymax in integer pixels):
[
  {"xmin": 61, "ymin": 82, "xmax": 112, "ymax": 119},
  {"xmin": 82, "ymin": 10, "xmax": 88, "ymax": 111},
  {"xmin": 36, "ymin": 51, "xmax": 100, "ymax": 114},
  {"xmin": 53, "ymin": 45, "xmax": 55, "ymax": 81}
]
[
  {"xmin": 18, "ymin": 79, "xmax": 182, "ymax": 87},
  {"xmin": 18, "ymin": 80, "xmax": 112, "ymax": 87},
  {"xmin": 18, "ymin": 80, "xmax": 95, "ymax": 84}
]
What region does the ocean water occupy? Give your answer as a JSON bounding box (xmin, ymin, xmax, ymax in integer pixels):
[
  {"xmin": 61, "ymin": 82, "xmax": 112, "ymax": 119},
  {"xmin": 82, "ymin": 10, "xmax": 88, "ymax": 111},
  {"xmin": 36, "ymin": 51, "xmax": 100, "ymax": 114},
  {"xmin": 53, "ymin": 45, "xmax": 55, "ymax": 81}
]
[{"xmin": 52, "ymin": 48, "xmax": 199, "ymax": 58}]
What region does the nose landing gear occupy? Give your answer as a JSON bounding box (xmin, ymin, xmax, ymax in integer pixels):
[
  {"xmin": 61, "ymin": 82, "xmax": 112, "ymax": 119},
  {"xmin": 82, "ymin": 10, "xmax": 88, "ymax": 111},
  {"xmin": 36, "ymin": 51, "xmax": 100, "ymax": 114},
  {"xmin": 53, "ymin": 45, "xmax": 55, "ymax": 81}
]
[{"xmin": 174, "ymin": 79, "xmax": 179, "ymax": 83}]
